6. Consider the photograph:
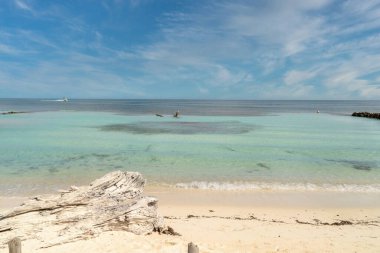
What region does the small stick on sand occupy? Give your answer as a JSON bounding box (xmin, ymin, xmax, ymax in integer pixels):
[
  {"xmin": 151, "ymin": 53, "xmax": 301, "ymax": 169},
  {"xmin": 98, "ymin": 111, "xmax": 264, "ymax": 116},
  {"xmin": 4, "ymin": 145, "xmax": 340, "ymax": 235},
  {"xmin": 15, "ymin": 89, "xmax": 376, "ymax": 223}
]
[
  {"xmin": 188, "ymin": 242, "xmax": 199, "ymax": 253},
  {"xmin": 8, "ymin": 237, "xmax": 22, "ymax": 253}
]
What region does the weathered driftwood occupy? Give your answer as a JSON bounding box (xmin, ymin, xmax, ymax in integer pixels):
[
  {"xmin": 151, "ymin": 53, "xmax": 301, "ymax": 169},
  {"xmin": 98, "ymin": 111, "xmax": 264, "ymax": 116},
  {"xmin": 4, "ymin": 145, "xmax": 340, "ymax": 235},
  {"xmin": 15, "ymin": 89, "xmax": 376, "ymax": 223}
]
[{"xmin": 0, "ymin": 171, "xmax": 167, "ymax": 248}]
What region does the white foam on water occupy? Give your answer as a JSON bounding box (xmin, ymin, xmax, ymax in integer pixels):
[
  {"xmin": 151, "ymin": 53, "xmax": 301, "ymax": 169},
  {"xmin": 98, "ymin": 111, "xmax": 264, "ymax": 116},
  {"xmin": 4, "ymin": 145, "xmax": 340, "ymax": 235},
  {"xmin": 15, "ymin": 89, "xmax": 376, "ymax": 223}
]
[{"xmin": 175, "ymin": 181, "xmax": 380, "ymax": 193}]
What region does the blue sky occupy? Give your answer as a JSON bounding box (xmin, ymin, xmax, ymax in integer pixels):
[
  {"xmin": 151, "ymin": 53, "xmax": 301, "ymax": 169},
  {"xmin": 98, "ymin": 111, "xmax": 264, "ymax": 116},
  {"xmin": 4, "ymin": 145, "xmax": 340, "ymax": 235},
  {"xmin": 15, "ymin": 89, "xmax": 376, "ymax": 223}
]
[{"xmin": 1, "ymin": 0, "xmax": 380, "ymax": 99}]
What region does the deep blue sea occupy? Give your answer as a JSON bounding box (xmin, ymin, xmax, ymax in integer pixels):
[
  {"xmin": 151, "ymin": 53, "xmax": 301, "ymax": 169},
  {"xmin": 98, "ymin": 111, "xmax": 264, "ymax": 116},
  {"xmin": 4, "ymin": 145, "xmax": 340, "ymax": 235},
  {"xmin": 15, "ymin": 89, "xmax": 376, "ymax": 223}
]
[
  {"xmin": 1, "ymin": 99, "xmax": 380, "ymax": 195},
  {"xmin": 1, "ymin": 99, "xmax": 380, "ymax": 116}
]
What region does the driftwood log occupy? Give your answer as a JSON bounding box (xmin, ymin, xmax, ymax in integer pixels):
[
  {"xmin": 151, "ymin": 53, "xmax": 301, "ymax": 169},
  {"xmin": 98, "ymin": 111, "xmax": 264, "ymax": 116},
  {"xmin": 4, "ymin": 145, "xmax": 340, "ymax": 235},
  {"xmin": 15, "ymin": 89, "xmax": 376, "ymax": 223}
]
[{"xmin": 0, "ymin": 171, "xmax": 168, "ymax": 248}]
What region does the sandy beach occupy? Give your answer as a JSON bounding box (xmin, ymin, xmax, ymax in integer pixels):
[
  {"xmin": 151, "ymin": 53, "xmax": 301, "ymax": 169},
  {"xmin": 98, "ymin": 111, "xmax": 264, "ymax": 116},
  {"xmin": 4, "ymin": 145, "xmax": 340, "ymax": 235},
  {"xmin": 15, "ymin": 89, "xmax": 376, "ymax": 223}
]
[
  {"xmin": 2, "ymin": 0, "xmax": 380, "ymax": 249},
  {"xmin": 1, "ymin": 187, "xmax": 380, "ymax": 253}
]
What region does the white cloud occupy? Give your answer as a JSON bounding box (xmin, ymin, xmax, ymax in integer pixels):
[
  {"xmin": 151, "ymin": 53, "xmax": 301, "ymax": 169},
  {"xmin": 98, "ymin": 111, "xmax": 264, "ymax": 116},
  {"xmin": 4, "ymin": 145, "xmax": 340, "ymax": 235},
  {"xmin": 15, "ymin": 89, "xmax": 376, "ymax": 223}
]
[
  {"xmin": 326, "ymin": 75, "xmax": 380, "ymax": 98},
  {"xmin": 284, "ymin": 70, "xmax": 316, "ymax": 86},
  {"xmin": 323, "ymin": 53, "xmax": 380, "ymax": 98},
  {"xmin": 212, "ymin": 66, "xmax": 252, "ymax": 88},
  {"xmin": 342, "ymin": 0, "xmax": 380, "ymax": 18},
  {"xmin": 331, "ymin": 0, "xmax": 380, "ymax": 36},
  {"xmin": 14, "ymin": 0, "xmax": 33, "ymax": 12},
  {"xmin": 215, "ymin": 66, "xmax": 232, "ymax": 83},
  {"xmin": 129, "ymin": 0, "xmax": 141, "ymax": 8},
  {"xmin": 18, "ymin": 30, "xmax": 58, "ymax": 49},
  {"xmin": 2, "ymin": 0, "xmax": 380, "ymax": 99},
  {"xmin": 120, "ymin": 0, "xmax": 380, "ymax": 98},
  {"xmin": 223, "ymin": 0, "xmax": 331, "ymax": 57},
  {"xmin": 248, "ymin": 82, "xmax": 316, "ymax": 99},
  {"xmin": 198, "ymin": 87, "xmax": 209, "ymax": 94},
  {"xmin": 134, "ymin": 0, "xmax": 335, "ymax": 85},
  {"xmin": 0, "ymin": 43, "xmax": 19, "ymax": 55},
  {"xmin": 0, "ymin": 52, "xmax": 146, "ymax": 98},
  {"xmin": 324, "ymin": 34, "xmax": 380, "ymax": 58},
  {"xmin": 326, "ymin": 73, "xmax": 380, "ymax": 98}
]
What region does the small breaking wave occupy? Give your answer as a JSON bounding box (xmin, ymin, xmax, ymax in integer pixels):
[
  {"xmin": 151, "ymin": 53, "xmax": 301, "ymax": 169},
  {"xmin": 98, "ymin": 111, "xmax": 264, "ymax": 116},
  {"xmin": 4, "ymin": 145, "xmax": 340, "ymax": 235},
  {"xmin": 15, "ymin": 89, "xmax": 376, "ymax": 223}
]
[{"xmin": 175, "ymin": 181, "xmax": 380, "ymax": 193}]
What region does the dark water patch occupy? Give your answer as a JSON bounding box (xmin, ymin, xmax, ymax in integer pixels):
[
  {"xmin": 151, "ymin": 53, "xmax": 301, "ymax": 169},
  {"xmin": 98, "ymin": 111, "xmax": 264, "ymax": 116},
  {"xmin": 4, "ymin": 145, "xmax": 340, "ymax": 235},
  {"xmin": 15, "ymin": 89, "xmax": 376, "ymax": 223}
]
[
  {"xmin": 246, "ymin": 169, "xmax": 260, "ymax": 173},
  {"xmin": 222, "ymin": 146, "xmax": 236, "ymax": 152},
  {"xmin": 99, "ymin": 121, "xmax": 255, "ymax": 135},
  {"xmin": 61, "ymin": 154, "xmax": 87, "ymax": 163},
  {"xmin": 48, "ymin": 168, "xmax": 59, "ymax": 173},
  {"xmin": 285, "ymin": 150, "xmax": 295, "ymax": 154},
  {"xmin": 257, "ymin": 163, "xmax": 271, "ymax": 170},
  {"xmin": 327, "ymin": 159, "xmax": 375, "ymax": 171},
  {"xmin": 92, "ymin": 153, "xmax": 111, "ymax": 159},
  {"xmin": 145, "ymin": 145, "xmax": 153, "ymax": 152},
  {"xmin": 8, "ymin": 170, "xmax": 22, "ymax": 175},
  {"xmin": 150, "ymin": 156, "xmax": 159, "ymax": 162},
  {"xmin": 28, "ymin": 166, "xmax": 39, "ymax": 170},
  {"xmin": 61, "ymin": 153, "xmax": 112, "ymax": 165},
  {"xmin": 352, "ymin": 163, "xmax": 372, "ymax": 171}
]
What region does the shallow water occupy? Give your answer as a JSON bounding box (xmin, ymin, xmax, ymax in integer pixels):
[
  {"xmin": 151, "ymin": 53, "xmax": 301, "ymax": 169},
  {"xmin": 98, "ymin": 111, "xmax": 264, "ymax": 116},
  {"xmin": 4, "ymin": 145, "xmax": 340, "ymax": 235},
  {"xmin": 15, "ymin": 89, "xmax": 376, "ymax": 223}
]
[{"xmin": 1, "ymin": 102, "xmax": 380, "ymax": 195}]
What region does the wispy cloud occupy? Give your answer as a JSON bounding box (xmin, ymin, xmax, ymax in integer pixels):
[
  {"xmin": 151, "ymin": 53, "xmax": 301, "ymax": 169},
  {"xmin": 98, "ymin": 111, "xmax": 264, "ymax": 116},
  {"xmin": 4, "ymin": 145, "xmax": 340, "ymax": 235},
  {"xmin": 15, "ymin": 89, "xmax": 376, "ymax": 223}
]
[
  {"xmin": 111, "ymin": 0, "xmax": 380, "ymax": 98},
  {"xmin": 323, "ymin": 53, "xmax": 380, "ymax": 98},
  {"xmin": 0, "ymin": 58, "xmax": 145, "ymax": 98},
  {"xmin": 14, "ymin": 0, "xmax": 33, "ymax": 12},
  {"xmin": 284, "ymin": 70, "xmax": 317, "ymax": 86},
  {"xmin": 222, "ymin": 0, "xmax": 331, "ymax": 57},
  {"xmin": 0, "ymin": 43, "xmax": 19, "ymax": 55},
  {"xmin": 127, "ymin": 0, "xmax": 334, "ymax": 97},
  {"xmin": 1, "ymin": 0, "xmax": 380, "ymax": 99}
]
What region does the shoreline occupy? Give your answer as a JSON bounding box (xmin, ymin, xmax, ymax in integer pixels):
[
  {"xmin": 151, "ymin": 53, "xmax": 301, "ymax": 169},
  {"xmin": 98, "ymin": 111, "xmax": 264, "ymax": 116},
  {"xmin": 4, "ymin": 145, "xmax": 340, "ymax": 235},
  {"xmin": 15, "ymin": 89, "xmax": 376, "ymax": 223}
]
[
  {"xmin": 2, "ymin": 185, "xmax": 380, "ymax": 206},
  {"xmin": 2, "ymin": 185, "xmax": 380, "ymax": 210},
  {"xmin": 146, "ymin": 186, "xmax": 380, "ymax": 209},
  {"xmin": 1, "ymin": 185, "xmax": 380, "ymax": 252}
]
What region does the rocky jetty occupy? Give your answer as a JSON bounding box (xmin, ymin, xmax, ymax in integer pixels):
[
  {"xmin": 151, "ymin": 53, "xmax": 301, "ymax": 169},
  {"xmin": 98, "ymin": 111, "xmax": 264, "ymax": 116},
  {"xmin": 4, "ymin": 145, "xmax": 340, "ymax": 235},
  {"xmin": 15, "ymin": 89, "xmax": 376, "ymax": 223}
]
[
  {"xmin": 352, "ymin": 112, "xmax": 380, "ymax": 120},
  {"xmin": 1, "ymin": 111, "xmax": 27, "ymax": 115},
  {"xmin": 0, "ymin": 171, "xmax": 173, "ymax": 248}
]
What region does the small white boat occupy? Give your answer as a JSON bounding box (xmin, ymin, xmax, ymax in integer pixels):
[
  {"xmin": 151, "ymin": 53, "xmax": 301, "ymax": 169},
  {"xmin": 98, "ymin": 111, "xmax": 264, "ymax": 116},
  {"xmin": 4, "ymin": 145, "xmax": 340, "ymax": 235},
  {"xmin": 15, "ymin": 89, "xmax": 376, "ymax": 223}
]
[
  {"xmin": 41, "ymin": 97, "xmax": 69, "ymax": 102},
  {"xmin": 54, "ymin": 97, "xmax": 69, "ymax": 102}
]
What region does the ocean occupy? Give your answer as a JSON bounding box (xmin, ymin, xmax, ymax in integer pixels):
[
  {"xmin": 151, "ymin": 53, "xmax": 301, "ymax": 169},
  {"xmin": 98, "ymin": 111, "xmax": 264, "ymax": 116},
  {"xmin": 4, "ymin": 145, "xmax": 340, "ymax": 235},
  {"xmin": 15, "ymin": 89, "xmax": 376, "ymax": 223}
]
[{"xmin": 1, "ymin": 99, "xmax": 380, "ymax": 195}]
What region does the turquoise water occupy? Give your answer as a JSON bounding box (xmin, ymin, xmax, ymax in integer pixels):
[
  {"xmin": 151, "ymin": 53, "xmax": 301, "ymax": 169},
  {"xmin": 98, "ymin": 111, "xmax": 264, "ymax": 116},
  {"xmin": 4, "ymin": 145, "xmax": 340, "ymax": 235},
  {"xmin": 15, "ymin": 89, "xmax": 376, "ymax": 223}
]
[{"xmin": 1, "ymin": 109, "xmax": 380, "ymax": 195}]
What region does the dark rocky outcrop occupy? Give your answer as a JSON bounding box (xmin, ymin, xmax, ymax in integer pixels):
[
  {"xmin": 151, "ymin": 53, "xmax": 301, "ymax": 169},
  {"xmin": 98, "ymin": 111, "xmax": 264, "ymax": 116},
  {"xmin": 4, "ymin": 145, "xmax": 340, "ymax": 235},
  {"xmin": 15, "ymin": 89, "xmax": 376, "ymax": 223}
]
[
  {"xmin": 352, "ymin": 112, "xmax": 380, "ymax": 120},
  {"xmin": 1, "ymin": 111, "xmax": 26, "ymax": 115},
  {"xmin": 1, "ymin": 111, "xmax": 28, "ymax": 115}
]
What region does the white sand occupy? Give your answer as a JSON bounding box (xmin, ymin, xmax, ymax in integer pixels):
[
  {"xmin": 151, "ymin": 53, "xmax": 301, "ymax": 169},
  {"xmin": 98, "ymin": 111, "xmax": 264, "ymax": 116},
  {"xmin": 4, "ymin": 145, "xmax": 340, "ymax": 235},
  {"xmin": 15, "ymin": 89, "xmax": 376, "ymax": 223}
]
[{"xmin": 1, "ymin": 188, "xmax": 380, "ymax": 252}]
